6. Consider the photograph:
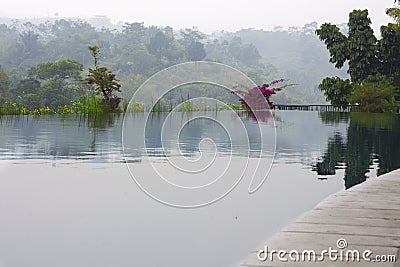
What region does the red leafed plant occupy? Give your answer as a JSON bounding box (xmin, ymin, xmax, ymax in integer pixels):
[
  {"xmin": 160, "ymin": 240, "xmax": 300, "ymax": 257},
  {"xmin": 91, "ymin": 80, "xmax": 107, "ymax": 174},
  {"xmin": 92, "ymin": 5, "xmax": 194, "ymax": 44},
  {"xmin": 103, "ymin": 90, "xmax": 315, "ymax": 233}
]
[{"xmin": 85, "ymin": 46, "xmax": 122, "ymax": 111}]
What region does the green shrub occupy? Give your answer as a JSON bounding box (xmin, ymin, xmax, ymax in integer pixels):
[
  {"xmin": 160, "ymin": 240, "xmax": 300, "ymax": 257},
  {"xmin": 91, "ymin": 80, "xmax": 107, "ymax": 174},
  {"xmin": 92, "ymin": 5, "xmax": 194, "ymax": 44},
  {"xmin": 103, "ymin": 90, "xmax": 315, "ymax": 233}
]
[
  {"xmin": 219, "ymin": 103, "xmax": 245, "ymax": 110},
  {"xmin": 71, "ymin": 95, "xmax": 105, "ymax": 114},
  {"xmin": 347, "ymin": 84, "xmax": 396, "ymax": 113},
  {"xmin": 318, "ymin": 77, "xmax": 353, "ymax": 109},
  {"xmin": 57, "ymin": 105, "xmax": 75, "ymax": 114},
  {"xmin": 347, "ymin": 75, "xmax": 397, "ymax": 113},
  {"xmin": 128, "ymin": 102, "xmax": 146, "ymax": 112},
  {"xmin": 31, "ymin": 106, "xmax": 55, "ymax": 115},
  {"xmin": 0, "ymin": 102, "xmax": 29, "ymax": 115},
  {"xmin": 176, "ymin": 100, "xmax": 200, "ymax": 112}
]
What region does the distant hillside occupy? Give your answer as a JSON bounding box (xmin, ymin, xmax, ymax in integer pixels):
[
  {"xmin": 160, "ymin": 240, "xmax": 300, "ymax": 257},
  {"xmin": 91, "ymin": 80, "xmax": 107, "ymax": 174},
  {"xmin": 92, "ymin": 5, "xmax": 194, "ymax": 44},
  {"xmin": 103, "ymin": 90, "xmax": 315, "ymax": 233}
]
[
  {"xmin": 0, "ymin": 17, "xmax": 349, "ymax": 106},
  {"xmin": 233, "ymin": 24, "xmax": 349, "ymax": 104}
]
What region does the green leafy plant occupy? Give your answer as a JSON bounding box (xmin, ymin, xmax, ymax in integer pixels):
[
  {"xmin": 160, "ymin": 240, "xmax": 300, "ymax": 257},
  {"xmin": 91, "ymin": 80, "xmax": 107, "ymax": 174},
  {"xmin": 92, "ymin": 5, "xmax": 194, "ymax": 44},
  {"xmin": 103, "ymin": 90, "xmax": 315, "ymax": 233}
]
[
  {"xmin": 70, "ymin": 95, "xmax": 106, "ymax": 114},
  {"xmin": 347, "ymin": 77, "xmax": 396, "ymax": 113},
  {"xmin": 0, "ymin": 102, "xmax": 29, "ymax": 115},
  {"xmin": 31, "ymin": 106, "xmax": 55, "ymax": 115},
  {"xmin": 57, "ymin": 105, "xmax": 75, "ymax": 114},
  {"xmin": 318, "ymin": 77, "xmax": 353, "ymax": 109}
]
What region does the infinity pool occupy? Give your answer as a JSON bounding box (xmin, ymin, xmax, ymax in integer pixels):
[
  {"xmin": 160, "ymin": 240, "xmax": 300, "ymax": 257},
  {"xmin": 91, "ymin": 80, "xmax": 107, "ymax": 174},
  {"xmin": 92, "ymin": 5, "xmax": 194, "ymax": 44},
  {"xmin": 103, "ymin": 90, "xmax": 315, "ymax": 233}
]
[{"xmin": 0, "ymin": 110, "xmax": 398, "ymax": 267}]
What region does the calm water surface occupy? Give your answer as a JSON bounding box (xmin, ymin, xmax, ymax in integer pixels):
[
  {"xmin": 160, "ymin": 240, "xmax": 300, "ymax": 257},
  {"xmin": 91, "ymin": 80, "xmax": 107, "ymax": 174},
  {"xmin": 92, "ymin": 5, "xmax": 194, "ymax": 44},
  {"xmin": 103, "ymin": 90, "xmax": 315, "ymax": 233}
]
[{"xmin": 0, "ymin": 110, "xmax": 399, "ymax": 267}]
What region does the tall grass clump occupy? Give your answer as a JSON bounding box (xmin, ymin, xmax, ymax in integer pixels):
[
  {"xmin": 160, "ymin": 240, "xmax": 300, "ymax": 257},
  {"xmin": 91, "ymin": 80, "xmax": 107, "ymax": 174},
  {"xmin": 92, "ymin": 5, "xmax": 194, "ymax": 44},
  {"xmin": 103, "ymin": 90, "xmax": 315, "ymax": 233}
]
[
  {"xmin": 0, "ymin": 102, "xmax": 29, "ymax": 115},
  {"xmin": 71, "ymin": 95, "xmax": 106, "ymax": 114},
  {"xmin": 128, "ymin": 102, "xmax": 146, "ymax": 112}
]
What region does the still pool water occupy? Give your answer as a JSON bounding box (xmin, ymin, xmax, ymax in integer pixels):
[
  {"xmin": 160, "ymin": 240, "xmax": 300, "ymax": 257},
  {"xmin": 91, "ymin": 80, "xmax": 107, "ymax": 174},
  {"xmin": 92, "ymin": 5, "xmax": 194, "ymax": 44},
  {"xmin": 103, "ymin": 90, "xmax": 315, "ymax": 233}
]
[{"xmin": 0, "ymin": 110, "xmax": 399, "ymax": 267}]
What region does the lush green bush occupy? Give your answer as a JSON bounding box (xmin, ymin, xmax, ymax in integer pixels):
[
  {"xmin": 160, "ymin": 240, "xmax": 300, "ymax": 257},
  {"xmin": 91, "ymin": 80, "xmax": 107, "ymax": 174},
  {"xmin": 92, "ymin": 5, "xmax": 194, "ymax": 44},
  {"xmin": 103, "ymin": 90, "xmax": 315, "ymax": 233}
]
[
  {"xmin": 0, "ymin": 102, "xmax": 29, "ymax": 115},
  {"xmin": 0, "ymin": 102, "xmax": 58, "ymax": 115},
  {"xmin": 347, "ymin": 74, "xmax": 397, "ymax": 113},
  {"xmin": 0, "ymin": 96, "xmax": 122, "ymax": 115},
  {"xmin": 318, "ymin": 77, "xmax": 353, "ymax": 109},
  {"xmin": 31, "ymin": 107, "xmax": 55, "ymax": 115},
  {"xmin": 57, "ymin": 105, "xmax": 75, "ymax": 114},
  {"xmin": 70, "ymin": 95, "xmax": 106, "ymax": 114},
  {"xmin": 347, "ymin": 85, "xmax": 395, "ymax": 113}
]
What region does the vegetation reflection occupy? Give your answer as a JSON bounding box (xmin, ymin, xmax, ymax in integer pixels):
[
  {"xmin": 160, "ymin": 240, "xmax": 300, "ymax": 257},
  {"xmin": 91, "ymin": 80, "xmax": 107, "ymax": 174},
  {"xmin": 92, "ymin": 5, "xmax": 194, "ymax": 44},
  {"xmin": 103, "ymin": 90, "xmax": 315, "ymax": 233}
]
[{"xmin": 314, "ymin": 112, "xmax": 400, "ymax": 189}]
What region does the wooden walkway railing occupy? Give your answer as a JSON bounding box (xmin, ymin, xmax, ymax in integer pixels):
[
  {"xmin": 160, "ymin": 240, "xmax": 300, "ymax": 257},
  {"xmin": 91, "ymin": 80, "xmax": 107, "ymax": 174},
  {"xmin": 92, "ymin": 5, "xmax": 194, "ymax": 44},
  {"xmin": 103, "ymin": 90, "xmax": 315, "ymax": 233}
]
[
  {"xmin": 273, "ymin": 104, "xmax": 400, "ymax": 113},
  {"xmin": 273, "ymin": 104, "xmax": 358, "ymax": 112}
]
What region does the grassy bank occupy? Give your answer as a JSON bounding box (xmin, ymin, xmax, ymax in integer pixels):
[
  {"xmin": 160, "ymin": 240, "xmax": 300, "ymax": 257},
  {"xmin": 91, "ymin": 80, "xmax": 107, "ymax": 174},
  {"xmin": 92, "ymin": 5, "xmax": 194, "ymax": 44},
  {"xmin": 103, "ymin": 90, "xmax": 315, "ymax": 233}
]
[
  {"xmin": 0, "ymin": 99, "xmax": 248, "ymax": 116},
  {"xmin": 0, "ymin": 95, "xmax": 118, "ymax": 116}
]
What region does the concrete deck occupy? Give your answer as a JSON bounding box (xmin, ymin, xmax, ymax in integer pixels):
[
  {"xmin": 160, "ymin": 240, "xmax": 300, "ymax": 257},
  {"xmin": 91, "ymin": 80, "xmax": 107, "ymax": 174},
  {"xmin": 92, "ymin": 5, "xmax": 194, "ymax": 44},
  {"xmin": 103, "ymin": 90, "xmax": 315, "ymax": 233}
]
[{"xmin": 239, "ymin": 169, "xmax": 400, "ymax": 266}]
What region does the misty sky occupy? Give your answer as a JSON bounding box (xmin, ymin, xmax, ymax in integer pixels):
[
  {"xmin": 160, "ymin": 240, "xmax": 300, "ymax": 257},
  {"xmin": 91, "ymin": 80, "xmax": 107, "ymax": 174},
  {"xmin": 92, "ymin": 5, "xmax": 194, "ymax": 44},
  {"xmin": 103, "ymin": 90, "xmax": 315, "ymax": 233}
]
[{"xmin": 0, "ymin": 0, "xmax": 397, "ymax": 33}]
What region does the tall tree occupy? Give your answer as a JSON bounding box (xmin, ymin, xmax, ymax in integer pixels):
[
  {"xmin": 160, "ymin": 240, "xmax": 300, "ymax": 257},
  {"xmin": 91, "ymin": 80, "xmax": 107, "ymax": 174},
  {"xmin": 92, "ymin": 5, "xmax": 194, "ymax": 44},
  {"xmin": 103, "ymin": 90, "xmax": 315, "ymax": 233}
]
[
  {"xmin": 28, "ymin": 59, "xmax": 83, "ymax": 81},
  {"xmin": 0, "ymin": 66, "xmax": 10, "ymax": 99},
  {"xmin": 180, "ymin": 27, "xmax": 206, "ymax": 61},
  {"xmin": 347, "ymin": 10, "xmax": 378, "ymax": 82},
  {"xmin": 316, "ymin": 8, "xmax": 400, "ymax": 111},
  {"xmin": 187, "ymin": 41, "xmax": 206, "ymax": 61},
  {"xmin": 26, "ymin": 59, "xmax": 84, "ymax": 108},
  {"xmin": 147, "ymin": 31, "xmax": 170, "ymax": 64},
  {"xmin": 122, "ymin": 22, "xmax": 146, "ymax": 46},
  {"xmin": 316, "ymin": 9, "xmax": 377, "ymax": 83},
  {"xmin": 378, "ymin": 24, "xmax": 400, "ymax": 76},
  {"xmin": 180, "ymin": 27, "xmax": 205, "ymax": 45}
]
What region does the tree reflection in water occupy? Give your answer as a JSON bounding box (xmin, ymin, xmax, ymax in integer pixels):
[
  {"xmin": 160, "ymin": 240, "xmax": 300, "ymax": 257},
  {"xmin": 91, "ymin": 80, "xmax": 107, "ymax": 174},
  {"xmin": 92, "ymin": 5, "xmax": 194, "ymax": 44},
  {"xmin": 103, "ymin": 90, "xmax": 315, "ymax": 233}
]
[{"xmin": 314, "ymin": 112, "xmax": 400, "ymax": 189}]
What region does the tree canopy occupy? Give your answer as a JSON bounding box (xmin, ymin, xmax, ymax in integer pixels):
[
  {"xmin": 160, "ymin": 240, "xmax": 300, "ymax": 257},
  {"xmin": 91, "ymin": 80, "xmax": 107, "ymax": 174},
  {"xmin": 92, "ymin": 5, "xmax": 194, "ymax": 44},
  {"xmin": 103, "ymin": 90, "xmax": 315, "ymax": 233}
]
[{"xmin": 316, "ymin": 8, "xmax": 400, "ymax": 112}]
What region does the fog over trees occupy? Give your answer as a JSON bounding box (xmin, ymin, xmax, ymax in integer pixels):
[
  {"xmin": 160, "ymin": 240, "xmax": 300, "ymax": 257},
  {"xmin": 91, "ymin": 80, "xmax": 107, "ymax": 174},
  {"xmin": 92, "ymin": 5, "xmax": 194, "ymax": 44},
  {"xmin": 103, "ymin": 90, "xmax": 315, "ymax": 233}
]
[{"xmin": 0, "ymin": 17, "xmax": 349, "ymax": 108}]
